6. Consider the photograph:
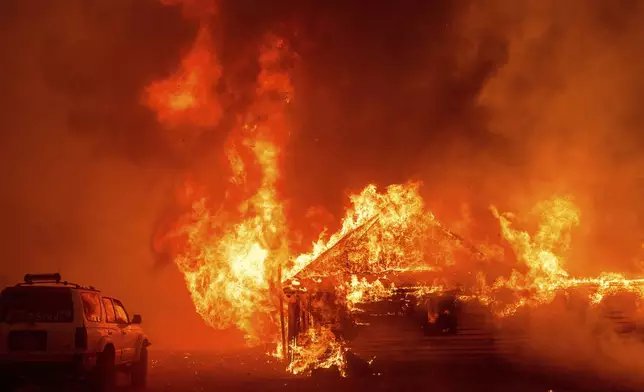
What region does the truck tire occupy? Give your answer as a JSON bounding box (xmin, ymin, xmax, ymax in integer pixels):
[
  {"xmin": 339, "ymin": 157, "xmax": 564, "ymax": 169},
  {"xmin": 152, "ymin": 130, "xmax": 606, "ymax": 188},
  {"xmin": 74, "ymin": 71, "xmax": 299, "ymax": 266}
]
[
  {"xmin": 131, "ymin": 345, "xmax": 148, "ymax": 389},
  {"xmin": 94, "ymin": 347, "xmax": 116, "ymax": 392}
]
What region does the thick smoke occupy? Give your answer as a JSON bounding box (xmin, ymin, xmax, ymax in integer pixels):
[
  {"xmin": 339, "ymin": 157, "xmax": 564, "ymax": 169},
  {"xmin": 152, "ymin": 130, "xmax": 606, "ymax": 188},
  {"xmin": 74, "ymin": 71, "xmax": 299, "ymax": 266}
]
[
  {"xmin": 458, "ymin": 0, "xmax": 644, "ymax": 274},
  {"xmin": 460, "ymin": 0, "xmax": 644, "ymax": 384}
]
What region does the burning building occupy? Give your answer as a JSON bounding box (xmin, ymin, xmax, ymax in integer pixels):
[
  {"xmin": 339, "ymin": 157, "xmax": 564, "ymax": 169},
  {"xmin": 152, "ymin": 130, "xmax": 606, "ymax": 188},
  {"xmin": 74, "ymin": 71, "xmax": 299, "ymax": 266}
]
[
  {"xmin": 274, "ymin": 193, "xmax": 644, "ymax": 375},
  {"xmin": 279, "ymin": 209, "xmax": 496, "ymax": 374}
]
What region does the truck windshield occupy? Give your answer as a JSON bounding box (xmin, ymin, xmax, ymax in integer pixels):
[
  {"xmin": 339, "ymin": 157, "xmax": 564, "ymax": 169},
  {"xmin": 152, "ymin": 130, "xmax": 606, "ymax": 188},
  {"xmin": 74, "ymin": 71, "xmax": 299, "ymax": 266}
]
[{"xmin": 0, "ymin": 287, "xmax": 74, "ymax": 323}]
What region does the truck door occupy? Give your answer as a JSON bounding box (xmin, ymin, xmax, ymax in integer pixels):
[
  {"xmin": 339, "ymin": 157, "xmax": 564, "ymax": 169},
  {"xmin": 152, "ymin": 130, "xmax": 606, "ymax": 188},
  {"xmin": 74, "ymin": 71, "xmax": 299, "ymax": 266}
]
[
  {"xmin": 112, "ymin": 299, "xmax": 137, "ymax": 362},
  {"xmin": 102, "ymin": 298, "xmax": 123, "ymax": 363}
]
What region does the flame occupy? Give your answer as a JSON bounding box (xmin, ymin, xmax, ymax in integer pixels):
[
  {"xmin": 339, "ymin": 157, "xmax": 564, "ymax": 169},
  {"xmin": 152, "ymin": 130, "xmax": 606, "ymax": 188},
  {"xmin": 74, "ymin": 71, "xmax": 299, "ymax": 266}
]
[
  {"xmin": 287, "ymin": 325, "xmax": 347, "ymax": 376},
  {"xmin": 149, "ymin": 33, "xmax": 293, "ymax": 345},
  {"xmin": 496, "ymin": 196, "xmax": 579, "ymax": 280},
  {"xmin": 146, "ymin": 2, "xmax": 644, "ymax": 377},
  {"xmin": 489, "ymin": 196, "xmax": 579, "ymax": 305},
  {"xmin": 345, "ymin": 275, "xmax": 397, "ymax": 310},
  {"xmin": 280, "ymin": 183, "xmax": 464, "ymax": 374},
  {"xmin": 481, "ymin": 196, "xmax": 644, "ymax": 316},
  {"xmin": 287, "ymin": 182, "xmax": 453, "ymax": 279}
]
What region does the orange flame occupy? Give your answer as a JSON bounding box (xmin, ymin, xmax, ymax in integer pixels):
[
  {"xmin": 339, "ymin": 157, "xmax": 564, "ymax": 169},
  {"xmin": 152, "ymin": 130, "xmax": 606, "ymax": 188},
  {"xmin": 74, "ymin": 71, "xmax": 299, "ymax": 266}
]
[
  {"xmin": 145, "ymin": 3, "xmax": 644, "ymax": 375},
  {"xmin": 148, "ymin": 34, "xmax": 293, "ymax": 345},
  {"xmin": 287, "ymin": 326, "xmax": 347, "ymax": 375},
  {"xmin": 480, "ymin": 196, "xmax": 644, "ymax": 316},
  {"xmin": 288, "ymin": 182, "xmax": 453, "ymax": 279}
]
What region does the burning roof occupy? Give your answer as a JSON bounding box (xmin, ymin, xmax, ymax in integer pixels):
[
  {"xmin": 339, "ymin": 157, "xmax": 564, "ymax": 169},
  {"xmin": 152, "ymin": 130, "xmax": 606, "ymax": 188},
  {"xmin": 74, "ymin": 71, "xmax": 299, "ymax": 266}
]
[
  {"xmin": 284, "ymin": 212, "xmax": 489, "ymax": 292},
  {"xmin": 286, "ymin": 216, "xmax": 379, "ymax": 281}
]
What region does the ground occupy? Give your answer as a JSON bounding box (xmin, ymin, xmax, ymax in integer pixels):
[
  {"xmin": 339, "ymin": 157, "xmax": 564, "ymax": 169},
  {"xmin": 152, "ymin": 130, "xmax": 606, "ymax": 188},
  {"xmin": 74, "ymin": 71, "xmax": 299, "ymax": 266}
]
[
  {"xmin": 12, "ymin": 309, "xmax": 644, "ymax": 392},
  {"xmin": 143, "ymin": 350, "xmax": 639, "ymax": 392},
  {"xmin": 12, "ymin": 348, "xmax": 641, "ymax": 392}
]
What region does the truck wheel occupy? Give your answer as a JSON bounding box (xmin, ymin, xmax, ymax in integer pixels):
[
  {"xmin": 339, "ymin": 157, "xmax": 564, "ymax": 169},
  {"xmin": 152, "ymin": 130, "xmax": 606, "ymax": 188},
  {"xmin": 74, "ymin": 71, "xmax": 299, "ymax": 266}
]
[
  {"xmin": 95, "ymin": 347, "xmax": 116, "ymax": 392},
  {"xmin": 131, "ymin": 345, "xmax": 148, "ymax": 389}
]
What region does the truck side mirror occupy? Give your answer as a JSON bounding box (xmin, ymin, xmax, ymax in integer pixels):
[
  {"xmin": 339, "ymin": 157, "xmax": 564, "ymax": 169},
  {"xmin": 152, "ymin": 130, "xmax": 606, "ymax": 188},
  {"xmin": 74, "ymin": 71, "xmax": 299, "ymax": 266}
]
[{"xmin": 131, "ymin": 314, "xmax": 142, "ymax": 324}]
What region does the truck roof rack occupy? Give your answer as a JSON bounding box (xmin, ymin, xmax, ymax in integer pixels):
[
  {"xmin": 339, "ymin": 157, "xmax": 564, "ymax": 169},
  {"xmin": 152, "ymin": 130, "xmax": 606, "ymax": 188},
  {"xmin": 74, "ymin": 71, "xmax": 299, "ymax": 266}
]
[{"xmin": 17, "ymin": 273, "xmax": 99, "ymax": 291}]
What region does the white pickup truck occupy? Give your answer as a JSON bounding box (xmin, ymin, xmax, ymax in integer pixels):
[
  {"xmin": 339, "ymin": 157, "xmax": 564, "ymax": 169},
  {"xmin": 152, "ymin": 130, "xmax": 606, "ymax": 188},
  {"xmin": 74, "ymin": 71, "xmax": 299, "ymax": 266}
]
[{"xmin": 0, "ymin": 273, "xmax": 150, "ymax": 391}]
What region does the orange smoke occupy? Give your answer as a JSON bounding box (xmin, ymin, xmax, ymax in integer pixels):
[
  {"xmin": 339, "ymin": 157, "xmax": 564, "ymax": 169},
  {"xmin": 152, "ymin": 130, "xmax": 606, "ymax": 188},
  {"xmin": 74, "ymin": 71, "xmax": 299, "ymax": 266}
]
[
  {"xmin": 160, "ymin": 0, "xmax": 218, "ymax": 18},
  {"xmin": 144, "ymin": 25, "xmax": 222, "ymax": 130}
]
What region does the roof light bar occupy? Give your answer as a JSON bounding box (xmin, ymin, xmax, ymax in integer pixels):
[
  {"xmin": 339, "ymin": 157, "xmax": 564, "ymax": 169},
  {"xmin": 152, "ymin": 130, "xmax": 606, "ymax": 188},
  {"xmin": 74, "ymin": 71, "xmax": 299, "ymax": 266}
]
[{"xmin": 24, "ymin": 273, "xmax": 62, "ymax": 284}]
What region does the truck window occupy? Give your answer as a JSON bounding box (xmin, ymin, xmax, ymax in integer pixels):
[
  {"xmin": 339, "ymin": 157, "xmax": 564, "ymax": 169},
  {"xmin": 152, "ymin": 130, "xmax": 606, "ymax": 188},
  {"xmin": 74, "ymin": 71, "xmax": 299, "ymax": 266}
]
[
  {"xmin": 0, "ymin": 287, "xmax": 73, "ymax": 323},
  {"xmin": 102, "ymin": 297, "xmax": 116, "ymax": 323},
  {"xmin": 81, "ymin": 292, "xmax": 102, "ymax": 322},
  {"xmin": 112, "ymin": 299, "xmax": 129, "ymax": 324}
]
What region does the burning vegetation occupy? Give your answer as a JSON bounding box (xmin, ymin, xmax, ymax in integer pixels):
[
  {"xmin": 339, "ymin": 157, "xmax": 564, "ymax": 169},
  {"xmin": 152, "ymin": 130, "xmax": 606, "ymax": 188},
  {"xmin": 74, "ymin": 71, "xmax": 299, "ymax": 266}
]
[{"xmin": 142, "ymin": 0, "xmax": 644, "ymax": 378}]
